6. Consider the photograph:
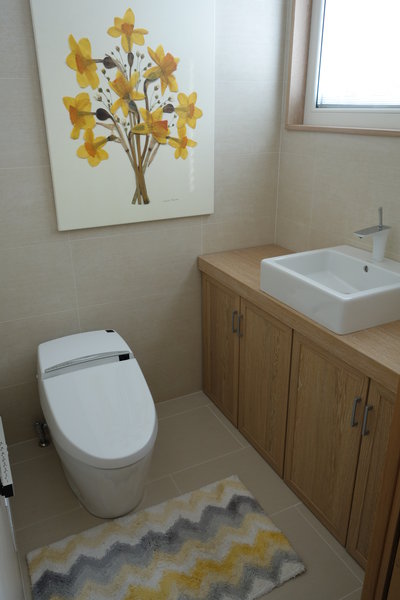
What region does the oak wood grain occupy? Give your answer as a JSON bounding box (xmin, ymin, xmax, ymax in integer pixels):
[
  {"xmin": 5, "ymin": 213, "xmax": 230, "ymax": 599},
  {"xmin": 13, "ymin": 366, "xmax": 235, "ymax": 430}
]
[
  {"xmin": 284, "ymin": 333, "xmax": 369, "ymax": 544},
  {"xmin": 198, "ymin": 245, "xmax": 400, "ymax": 393},
  {"xmin": 238, "ymin": 299, "xmax": 292, "ymax": 476}
]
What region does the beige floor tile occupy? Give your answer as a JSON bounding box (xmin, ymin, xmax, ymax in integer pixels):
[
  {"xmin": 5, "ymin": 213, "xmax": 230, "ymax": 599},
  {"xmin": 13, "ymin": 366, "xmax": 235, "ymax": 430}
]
[
  {"xmin": 296, "ymin": 504, "xmax": 365, "ymax": 584},
  {"xmin": 208, "ymin": 403, "xmax": 250, "ymax": 448},
  {"xmin": 148, "ymin": 406, "xmax": 242, "ymax": 481},
  {"xmin": 260, "ymin": 507, "xmax": 362, "ymax": 600},
  {"xmin": 338, "ymin": 589, "xmax": 363, "ymax": 600},
  {"xmin": 138, "ymin": 476, "xmax": 181, "ymax": 510},
  {"xmin": 8, "ymin": 439, "xmax": 54, "ymax": 465},
  {"xmin": 11, "ymin": 451, "xmax": 80, "ymax": 530},
  {"xmin": 17, "ymin": 506, "xmax": 105, "ymax": 600},
  {"xmin": 156, "ymin": 391, "xmax": 211, "ymax": 420},
  {"xmin": 172, "ymin": 446, "xmax": 300, "ymax": 515}
]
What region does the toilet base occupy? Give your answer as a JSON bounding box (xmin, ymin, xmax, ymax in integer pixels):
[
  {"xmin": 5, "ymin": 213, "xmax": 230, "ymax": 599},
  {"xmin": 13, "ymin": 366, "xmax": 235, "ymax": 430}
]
[{"xmin": 55, "ymin": 443, "xmax": 153, "ymax": 518}]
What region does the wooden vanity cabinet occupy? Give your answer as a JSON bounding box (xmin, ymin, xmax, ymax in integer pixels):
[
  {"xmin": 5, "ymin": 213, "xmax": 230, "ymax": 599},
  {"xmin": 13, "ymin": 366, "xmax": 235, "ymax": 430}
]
[
  {"xmin": 285, "ymin": 334, "xmax": 395, "ymax": 564},
  {"xmin": 199, "ymin": 246, "xmax": 400, "ymax": 576},
  {"xmin": 238, "ymin": 299, "xmax": 292, "ymax": 475},
  {"xmin": 347, "ymin": 381, "xmax": 395, "ymax": 568},
  {"xmin": 285, "ymin": 333, "xmax": 369, "ymax": 545},
  {"xmin": 202, "ymin": 275, "xmax": 240, "ymax": 425},
  {"xmin": 201, "ymin": 274, "xmax": 292, "ymax": 476}
]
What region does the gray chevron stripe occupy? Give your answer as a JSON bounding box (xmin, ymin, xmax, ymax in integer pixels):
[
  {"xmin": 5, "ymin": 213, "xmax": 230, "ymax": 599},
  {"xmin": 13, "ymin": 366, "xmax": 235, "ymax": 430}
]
[{"xmin": 32, "ymin": 494, "xmax": 264, "ymax": 600}]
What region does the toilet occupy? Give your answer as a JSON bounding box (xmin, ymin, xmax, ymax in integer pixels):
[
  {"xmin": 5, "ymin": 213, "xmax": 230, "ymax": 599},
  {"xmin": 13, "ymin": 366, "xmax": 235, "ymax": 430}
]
[{"xmin": 37, "ymin": 330, "xmax": 158, "ymax": 518}]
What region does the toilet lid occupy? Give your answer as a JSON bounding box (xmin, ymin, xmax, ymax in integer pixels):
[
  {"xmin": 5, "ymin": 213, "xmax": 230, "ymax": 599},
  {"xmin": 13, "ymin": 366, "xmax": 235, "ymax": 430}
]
[{"xmin": 41, "ymin": 359, "xmax": 157, "ymax": 469}]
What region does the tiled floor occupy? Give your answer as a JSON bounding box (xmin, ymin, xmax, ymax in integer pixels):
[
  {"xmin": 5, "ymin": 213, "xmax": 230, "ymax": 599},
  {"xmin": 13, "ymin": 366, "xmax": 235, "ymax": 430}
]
[{"xmin": 9, "ymin": 391, "xmax": 364, "ymax": 600}]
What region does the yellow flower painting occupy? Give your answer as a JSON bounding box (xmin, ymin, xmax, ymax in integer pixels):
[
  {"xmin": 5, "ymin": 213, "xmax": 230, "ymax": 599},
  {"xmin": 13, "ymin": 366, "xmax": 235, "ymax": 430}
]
[{"xmin": 62, "ymin": 5, "xmax": 203, "ymax": 205}]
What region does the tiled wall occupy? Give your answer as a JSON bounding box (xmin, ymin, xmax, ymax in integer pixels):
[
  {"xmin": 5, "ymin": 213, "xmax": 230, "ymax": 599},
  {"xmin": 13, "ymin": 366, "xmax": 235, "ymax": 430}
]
[
  {"xmin": 0, "ymin": 0, "xmax": 286, "ymax": 443},
  {"xmin": 276, "ymin": 3, "xmax": 400, "ymax": 260}
]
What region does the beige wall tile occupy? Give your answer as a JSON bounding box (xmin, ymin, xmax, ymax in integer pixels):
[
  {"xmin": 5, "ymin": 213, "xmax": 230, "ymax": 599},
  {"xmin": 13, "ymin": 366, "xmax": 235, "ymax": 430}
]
[
  {"xmin": 0, "ymin": 310, "xmax": 79, "ymax": 387},
  {"xmin": 0, "ymin": 241, "xmax": 76, "ymax": 322},
  {"xmin": 0, "ymin": 76, "xmax": 49, "ymax": 169},
  {"xmin": 0, "ymin": 382, "xmax": 42, "ymax": 444},
  {"xmin": 203, "ymin": 215, "xmax": 275, "ymax": 254},
  {"xmin": 0, "ymin": 166, "xmax": 60, "ymax": 247},
  {"xmin": 71, "ymin": 225, "xmax": 202, "ymax": 307},
  {"xmin": 277, "ymin": 152, "xmax": 314, "ymax": 225},
  {"xmin": 78, "ymin": 290, "xmax": 202, "ymax": 401},
  {"xmin": 0, "ymin": 0, "xmax": 37, "ymax": 77},
  {"xmin": 275, "ymin": 215, "xmax": 310, "ymax": 252}
]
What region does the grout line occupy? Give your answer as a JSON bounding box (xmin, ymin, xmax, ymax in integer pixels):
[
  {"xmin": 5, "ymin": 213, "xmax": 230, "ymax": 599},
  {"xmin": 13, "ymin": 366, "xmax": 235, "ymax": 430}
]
[
  {"xmin": 156, "ymin": 403, "xmax": 210, "ymax": 423},
  {"xmin": 170, "ymin": 473, "xmax": 183, "ymax": 495},
  {"xmin": 67, "ymin": 236, "xmax": 81, "ymax": 330},
  {"xmin": 207, "ymin": 404, "xmax": 248, "ymax": 448},
  {"xmin": 14, "ymin": 504, "xmax": 84, "ymax": 534},
  {"xmin": 169, "ymin": 446, "xmax": 245, "ymax": 478},
  {"xmin": 157, "ymin": 400, "xmax": 211, "ymax": 421},
  {"xmin": 10, "ymin": 446, "xmax": 55, "ymax": 466},
  {"xmin": 294, "ymin": 506, "xmax": 365, "ymax": 584},
  {"xmin": 268, "ymin": 502, "xmax": 302, "ymax": 520},
  {"xmin": 337, "ymin": 588, "xmax": 362, "ymax": 600}
]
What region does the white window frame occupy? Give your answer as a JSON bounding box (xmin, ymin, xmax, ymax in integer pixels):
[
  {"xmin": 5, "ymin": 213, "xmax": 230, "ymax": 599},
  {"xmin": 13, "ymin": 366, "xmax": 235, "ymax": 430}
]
[{"xmin": 302, "ymin": 0, "xmax": 400, "ymax": 130}]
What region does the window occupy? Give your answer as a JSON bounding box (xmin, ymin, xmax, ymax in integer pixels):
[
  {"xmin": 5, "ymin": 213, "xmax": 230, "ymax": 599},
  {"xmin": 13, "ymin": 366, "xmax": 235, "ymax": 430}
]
[{"xmin": 287, "ymin": 0, "xmax": 400, "ymax": 133}]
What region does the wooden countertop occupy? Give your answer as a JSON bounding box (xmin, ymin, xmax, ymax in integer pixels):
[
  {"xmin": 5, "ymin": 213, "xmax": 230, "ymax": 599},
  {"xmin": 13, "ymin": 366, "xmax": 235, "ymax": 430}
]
[{"xmin": 198, "ymin": 245, "xmax": 400, "ymax": 394}]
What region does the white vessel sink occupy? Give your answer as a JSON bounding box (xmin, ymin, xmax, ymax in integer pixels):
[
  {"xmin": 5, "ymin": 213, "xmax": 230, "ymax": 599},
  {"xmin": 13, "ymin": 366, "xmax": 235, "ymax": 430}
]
[{"xmin": 260, "ymin": 245, "xmax": 400, "ymax": 334}]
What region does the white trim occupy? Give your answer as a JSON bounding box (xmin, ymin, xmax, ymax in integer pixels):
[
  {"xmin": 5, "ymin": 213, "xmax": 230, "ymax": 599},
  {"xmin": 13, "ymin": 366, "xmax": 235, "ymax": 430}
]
[{"xmin": 303, "ymin": 0, "xmax": 400, "ymax": 130}]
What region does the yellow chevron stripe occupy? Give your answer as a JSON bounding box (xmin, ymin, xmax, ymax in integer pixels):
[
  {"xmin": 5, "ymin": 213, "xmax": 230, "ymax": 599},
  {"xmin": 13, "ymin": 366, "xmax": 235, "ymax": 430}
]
[
  {"xmin": 124, "ymin": 530, "xmax": 289, "ymax": 600},
  {"xmin": 29, "ymin": 478, "xmax": 247, "ymax": 575},
  {"xmin": 32, "ymin": 524, "xmax": 290, "ymax": 600}
]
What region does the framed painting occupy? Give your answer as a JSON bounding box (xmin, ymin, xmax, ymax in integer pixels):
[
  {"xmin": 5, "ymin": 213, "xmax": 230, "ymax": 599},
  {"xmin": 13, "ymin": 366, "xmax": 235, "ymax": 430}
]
[{"xmin": 30, "ymin": 0, "xmax": 215, "ymax": 230}]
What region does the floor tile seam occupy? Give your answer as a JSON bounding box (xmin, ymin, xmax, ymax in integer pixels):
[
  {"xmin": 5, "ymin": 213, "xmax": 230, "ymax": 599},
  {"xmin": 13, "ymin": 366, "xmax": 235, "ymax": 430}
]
[
  {"xmin": 206, "ymin": 405, "xmax": 249, "ymax": 448},
  {"xmin": 337, "ymin": 587, "xmax": 363, "ymax": 600},
  {"xmin": 10, "ymin": 448, "xmax": 56, "ymax": 466},
  {"xmin": 157, "ymin": 403, "xmax": 212, "ymax": 421},
  {"xmin": 14, "ymin": 504, "xmax": 83, "ymax": 534},
  {"xmin": 294, "ymin": 506, "xmax": 365, "ymax": 585},
  {"xmin": 168, "ymin": 446, "xmax": 247, "ymax": 478},
  {"xmin": 268, "ymin": 502, "xmax": 302, "ymax": 520},
  {"xmin": 157, "ymin": 403, "xmax": 211, "ymax": 423}
]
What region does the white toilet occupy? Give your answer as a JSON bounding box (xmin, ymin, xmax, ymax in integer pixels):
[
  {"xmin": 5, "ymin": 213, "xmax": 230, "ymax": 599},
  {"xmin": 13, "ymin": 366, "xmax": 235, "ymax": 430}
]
[{"xmin": 37, "ymin": 330, "xmax": 158, "ymax": 518}]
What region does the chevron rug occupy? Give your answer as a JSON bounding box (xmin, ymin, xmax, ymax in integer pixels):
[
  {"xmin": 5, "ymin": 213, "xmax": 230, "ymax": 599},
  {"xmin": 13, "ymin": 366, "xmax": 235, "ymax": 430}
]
[{"xmin": 27, "ymin": 476, "xmax": 305, "ymax": 600}]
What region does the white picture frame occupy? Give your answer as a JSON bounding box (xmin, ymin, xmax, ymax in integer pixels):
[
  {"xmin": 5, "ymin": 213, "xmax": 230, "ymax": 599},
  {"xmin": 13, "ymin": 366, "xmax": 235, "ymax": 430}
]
[{"xmin": 30, "ymin": 0, "xmax": 215, "ymax": 230}]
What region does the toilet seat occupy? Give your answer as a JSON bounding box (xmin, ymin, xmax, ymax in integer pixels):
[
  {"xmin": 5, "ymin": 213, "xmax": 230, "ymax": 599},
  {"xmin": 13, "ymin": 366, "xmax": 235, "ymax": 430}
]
[{"xmin": 41, "ymin": 358, "xmax": 157, "ymax": 469}]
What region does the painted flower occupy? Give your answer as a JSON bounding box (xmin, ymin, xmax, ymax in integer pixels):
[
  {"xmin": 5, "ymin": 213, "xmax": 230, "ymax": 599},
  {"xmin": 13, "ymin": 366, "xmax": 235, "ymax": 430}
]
[
  {"xmin": 175, "ymin": 92, "xmax": 203, "ymax": 134},
  {"xmin": 168, "ymin": 130, "xmax": 197, "ymax": 159},
  {"xmin": 66, "ymin": 35, "xmax": 99, "ymax": 89},
  {"xmin": 63, "ymin": 93, "xmax": 95, "ymax": 139},
  {"xmin": 109, "ymin": 71, "xmax": 145, "ymax": 117},
  {"xmin": 131, "ymin": 107, "xmax": 169, "ymax": 144},
  {"xmin": 107, "ymin": 8, "xmax": 148, "ymax": 52},
  {"xmin": 144, "ymin": 45, "xmax": 179, "ymax": 95},
  {"xmin": 77, "ymin": 129, "xmax": 108, "ymax": 166}
]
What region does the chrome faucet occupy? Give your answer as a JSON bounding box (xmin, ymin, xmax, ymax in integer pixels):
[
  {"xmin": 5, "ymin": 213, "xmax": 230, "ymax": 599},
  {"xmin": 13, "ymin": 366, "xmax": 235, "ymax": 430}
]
[{"xmin": 354, "ymin": 207, "xmax": 390, "ymax": 262}]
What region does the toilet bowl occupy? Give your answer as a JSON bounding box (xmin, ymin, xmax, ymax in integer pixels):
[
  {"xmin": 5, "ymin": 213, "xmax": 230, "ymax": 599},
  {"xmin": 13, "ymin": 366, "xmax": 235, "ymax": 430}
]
[{"xmin": 37, "ymin": 330, "xmax": 158, "ymax": 518}]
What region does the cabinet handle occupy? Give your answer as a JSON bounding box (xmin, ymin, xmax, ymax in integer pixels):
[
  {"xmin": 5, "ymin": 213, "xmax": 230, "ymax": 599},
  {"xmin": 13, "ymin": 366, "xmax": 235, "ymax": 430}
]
[
  {"xmin": 362, "ymin": 405, "xmax": 373, "ymax": 436},
  {"xmin": 238, "ymin": 314, "xmax": 244, "ymax": 337},
  {"xmin": 350, "ymin": 396, "xmax": 362, "ymax": 427},
  {"xmin": 232, "ymin": 310, "xmax": 238, "ymax": 333}
]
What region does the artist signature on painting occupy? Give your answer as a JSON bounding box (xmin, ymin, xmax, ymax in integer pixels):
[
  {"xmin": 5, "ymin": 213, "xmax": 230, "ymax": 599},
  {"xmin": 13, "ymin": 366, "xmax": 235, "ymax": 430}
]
[{"xmin": 162, "ymin": 198, "xmax": 179, "ymax": 202}]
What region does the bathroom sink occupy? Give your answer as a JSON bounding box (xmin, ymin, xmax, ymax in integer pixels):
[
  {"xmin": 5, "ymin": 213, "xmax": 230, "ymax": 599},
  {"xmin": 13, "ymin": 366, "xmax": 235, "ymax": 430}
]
[{"xmin": 260, "ymin": 245, "xmax": 400, "ymax": 334}]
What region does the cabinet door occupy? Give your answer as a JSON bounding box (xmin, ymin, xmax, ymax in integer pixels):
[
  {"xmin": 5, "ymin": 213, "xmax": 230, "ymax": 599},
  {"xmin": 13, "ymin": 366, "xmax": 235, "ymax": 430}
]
[
  {"xmin": 285, "ymin": 334, "xmax": 369, "ymax": 544},
  {"xmin": 201, "ymin": 274, "xmax": 240, "ymax": 425},
  {"xmin": 347, "ymin": 381, "xmax": 395, "ymax": 568},
  {"xmin": 238, "ymin": 299, "xmax": 292, "ymax": 476}
]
